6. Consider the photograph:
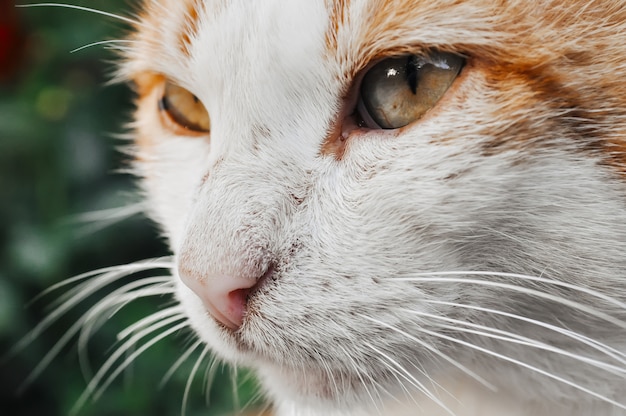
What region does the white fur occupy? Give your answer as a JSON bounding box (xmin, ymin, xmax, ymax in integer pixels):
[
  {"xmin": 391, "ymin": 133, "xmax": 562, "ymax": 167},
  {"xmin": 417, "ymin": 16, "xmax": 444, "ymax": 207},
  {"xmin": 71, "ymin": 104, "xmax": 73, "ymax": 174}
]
[{"xmin": 124, "ymin": 1, "xmax": 626, "ymax": 415}]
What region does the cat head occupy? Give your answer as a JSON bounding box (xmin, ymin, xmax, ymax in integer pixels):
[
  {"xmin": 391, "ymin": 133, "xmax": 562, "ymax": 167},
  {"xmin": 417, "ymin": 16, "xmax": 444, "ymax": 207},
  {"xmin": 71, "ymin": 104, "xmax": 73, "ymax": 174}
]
[{"xmin": 120, "ymin": 0, "xmax": 626, "ymax": 413}]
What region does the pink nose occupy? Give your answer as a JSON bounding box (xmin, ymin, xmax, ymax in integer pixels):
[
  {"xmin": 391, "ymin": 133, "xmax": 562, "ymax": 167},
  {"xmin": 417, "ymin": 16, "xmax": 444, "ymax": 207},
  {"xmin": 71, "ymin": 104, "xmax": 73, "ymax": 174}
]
[{"xmin": 179, "ymin": 269, "xmax": 260, "ymax": 330}]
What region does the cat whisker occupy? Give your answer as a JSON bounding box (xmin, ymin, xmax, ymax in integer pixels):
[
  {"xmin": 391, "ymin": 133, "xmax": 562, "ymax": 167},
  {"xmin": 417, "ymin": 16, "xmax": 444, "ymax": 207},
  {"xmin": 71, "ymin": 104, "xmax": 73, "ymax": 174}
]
[
  {"xmin": 406, "ymin": 271, "xmax": 626, "ymax": 312},
  {"xmin": 77, "ymin": 285, "xmax": 177, "ymax": 381},
  {"xmin": 33, "ymin": 257, "xmax": 173, "ymax": 304},
  {"xmin": 118, "ymin": 305, "xmax": 183, "ymax": 343},
  {"xmin": 18, "ymin": 282, "xmax": 173, "ymax": 390},
  {"xmin": 77, "ymin": 320, "xmax": 189, "ymax": 414},
  {"xmin": 17, "ymin": 3, "xmax": 140, "ymax": 25},
  {"xmin": 372, "ymin": 341, "xmax": 454, "ymax": 407},
  {"xmin": 415, "ymin": 326, "xmax": 626, "ymax": 411},
  {"xmin": 104, "ymin": 281, "xmax": 174, "ymax": 320},
  {"xmin": 50, "ymin": 276, "xmax": 171, "ymax": 353},
  {"xmin": 365, "ymin": 342, "xmax": 456, "ymax": 416},
  {"xmin": 95, "ymin": 315, "xmax": 187, "ymax": 393},
  {"xmin": 159, "ymin": 339, "xmax": 202, "ymax": 389},
  {"xmin": 317, "ymin": 349, "xmax": 341, "ymax": 400},
  {"xmin": 202, "ymin": 353, "xmax": 220, "ymax": 407},
  {"xmin": 182, "ymin": 345, "xmax": 210, "ymax": 416},
  {"xmin": 9, "ymin": 259, "xmax": 173, "ymax": 377},
  {"xmin": 378, "ymin": 358, "xmax": 419, "ymax": 409},
  {"xmin": 358, "ymin": 314, "xmax": 496, "ymax": 392},
  {"xmin": 234, "ymin": 370, "xmax": 260, "ymax": 414},
  {"xmin": 240, "ymin": 392, "xmax": 268, "ymax": 416},
  {"xmin": 405, "ymin": 354, "xmax": 460, "ymax": 405},
  {"xmin": 19, "ymin": 315, "xmax": 85, "ymax": 392},
  {"xmin": 368, "ymin": 349, "xmax": 426, "ymax": 410},
  {"xmin": 421, "ymin": 299, "xmax": 626, "ymax": 365},
  {"xmin": 337, "ymin": 344, "xmax": 384, "ymax": 413},
  {"xmin": 22, "ymin": 254, "xmax": 180, "ymax": 412},
  {"xmin": 230, "ymin": 364, "xmax": 240, "ymax": 412},
  {"xmin": 70, "ymin": 39, "xmax": 136, "ymax": 54},
  {"xmin": 392, "ymin": 275, "xmax": 626, "ymax": 329},
  {"xmin": 400, "ymin": 308, "xmax": 626, "ymax": 377},
  {"xmin": 67, "ymin": 202, "xmax": 147, "ymax": 237}
]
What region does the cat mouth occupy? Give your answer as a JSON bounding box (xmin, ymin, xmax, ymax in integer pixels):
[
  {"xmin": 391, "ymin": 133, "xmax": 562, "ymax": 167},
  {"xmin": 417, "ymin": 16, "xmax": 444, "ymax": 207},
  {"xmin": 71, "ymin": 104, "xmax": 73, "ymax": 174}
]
[{"xmin": 238, "ymin": 263, "xmax": 276, "ymax": 326}]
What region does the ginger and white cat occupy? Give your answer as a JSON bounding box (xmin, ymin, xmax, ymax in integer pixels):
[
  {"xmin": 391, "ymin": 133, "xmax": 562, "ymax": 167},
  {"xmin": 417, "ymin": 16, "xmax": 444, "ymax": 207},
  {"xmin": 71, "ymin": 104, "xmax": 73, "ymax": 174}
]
[{"xmin": 37, "ymin": 0, "xmax": 626, "ymax": 415}]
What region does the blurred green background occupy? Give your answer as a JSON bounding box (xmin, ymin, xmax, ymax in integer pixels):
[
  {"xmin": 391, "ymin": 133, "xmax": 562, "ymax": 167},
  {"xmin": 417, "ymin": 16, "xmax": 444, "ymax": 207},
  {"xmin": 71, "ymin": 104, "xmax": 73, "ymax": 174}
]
[{"xmin": 1, "ymin": 1, "xmax": 261, "ymax": 415}]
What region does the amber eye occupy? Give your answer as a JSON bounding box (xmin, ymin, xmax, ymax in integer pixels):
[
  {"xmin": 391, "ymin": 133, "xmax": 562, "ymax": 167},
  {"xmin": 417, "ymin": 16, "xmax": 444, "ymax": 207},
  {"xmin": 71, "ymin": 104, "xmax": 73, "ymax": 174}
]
[
  {"xmin": 356, "ymin": 52, "xmax": 464, "ymax": 129},
  {"xmin": 158, "ymin": 81, "xmax": 211, "ymax": 134}
]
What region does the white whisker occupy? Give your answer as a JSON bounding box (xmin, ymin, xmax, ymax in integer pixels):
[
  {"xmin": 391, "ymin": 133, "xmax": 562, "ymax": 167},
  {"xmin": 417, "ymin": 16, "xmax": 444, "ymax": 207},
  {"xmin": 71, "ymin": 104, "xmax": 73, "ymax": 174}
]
[
  {"xmin": 230, "ymin": 365, "xmax": 240, "ymax": 412},
  {"xmin": 105, "ymin": 282, "xmax": 174, "ymax": 319},
  {"xmin": 408, "ymin": 271, "xmax": 626, "ymax": 311},
  {"xmin": 160, "ymin": 339, "xmax": 203, "ymax": 389},
  {"xmin": 77, "ymin": 279, "xmax": 174, "ymax": 347},
  {"xmin": 366, "ymin": 346, "xmax": 424, "ymax": 408},
  {"xmin": 17, "ymin": 3, "xmax": 140, "ymax": 25},
  {"xmin": 13, "ymin": 275, "xmax": 128, "ymax": 366},
  {"xmin": 76, "ymin": 317, "xmax": 187, "ymax": 412},
  {"xmin": 70, "ymin": 39, "xmax": 136, "ymax": 54},
  {"xmin": 118, "ymin": 306, "xmax": 184, "ymax": 342},
  {"xmin": 234, "ymin": 370, "xmax": 262, "ymax": 414},
  {"xmin": 34, "ymin": 257, "xmax": 173, "ymax": 302},
  {"xmin": 337, "ymin": 344, "xmax": 383, "ymax": 412},
  {"xmin": 401, "ymin": 308, "xmax": 626, "ymax": 377},
  {"xmin": 68, "ymin": 202, "xmax": 146, "ymax": 236},
  {"xmin": 76, "ymin": 288, "xmax": 177, "ymax": 381},
  {"xmin": 19, "ymin": 278, "xmax": 173, "ymax": 390},
  {"xmin": 416, "ymin": 327, "xmax": 626, "ymax": 411},
  {"xmin": 359, "ymin": 314, "xmax": 497, "ymax": 391},
  {"xmin": 203, "ymin": 354, "xmax": 220, "ymax": 406},
  {"xmin": 374, "ymin": 356, "xmax": 417, "ymax": 408},
  {"xmin": 365, "ymin": 342, "xmax": 455, "ymax": 416},
  {"xmin": 19, "ymin": 316, "xmax": 85, "ymax": 391},
  {"xmin": 12, "ymin": 259, "xmax": 174, "ymax": 354},
  {"xmin": 393, "ymin": 276, "xmax": 626, "ymax": 329},
  {"xmin": 317, "ymin": 349, "xmax": 341, "ymax": 400},
  {"xmin": 422, "ymin": 299, "xmax": 626, "ymax": 364},
  {"xmin": 182, "ymin": 345, "xmax": 210, "ymax": 416},
  {"xmin": 68, "ymin": 320, "xmax": 187, "ymax": 415}
]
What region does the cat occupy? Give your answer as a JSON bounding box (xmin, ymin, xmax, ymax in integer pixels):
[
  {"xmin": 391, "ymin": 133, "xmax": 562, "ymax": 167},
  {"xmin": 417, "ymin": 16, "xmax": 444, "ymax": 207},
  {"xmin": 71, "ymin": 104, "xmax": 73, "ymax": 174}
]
[{"xmin": 27, "ymin": 0, "xmax": 626, "ymax": 415}]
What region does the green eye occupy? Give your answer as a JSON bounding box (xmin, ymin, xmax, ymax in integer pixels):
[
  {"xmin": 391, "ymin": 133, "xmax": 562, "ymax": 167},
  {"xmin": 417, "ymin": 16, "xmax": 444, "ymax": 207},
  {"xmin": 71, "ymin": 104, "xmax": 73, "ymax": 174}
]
[{"xmin": 357, "ymin": 52, "xmax": 464, "ymax": 129}]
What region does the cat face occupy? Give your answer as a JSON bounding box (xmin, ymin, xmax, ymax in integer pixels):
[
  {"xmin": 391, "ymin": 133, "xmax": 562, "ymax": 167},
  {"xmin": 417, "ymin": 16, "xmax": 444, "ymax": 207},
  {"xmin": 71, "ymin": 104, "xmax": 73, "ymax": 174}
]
[{"xmin": 122, "ymin": 0, "xmax": 626, "ymax": 414}]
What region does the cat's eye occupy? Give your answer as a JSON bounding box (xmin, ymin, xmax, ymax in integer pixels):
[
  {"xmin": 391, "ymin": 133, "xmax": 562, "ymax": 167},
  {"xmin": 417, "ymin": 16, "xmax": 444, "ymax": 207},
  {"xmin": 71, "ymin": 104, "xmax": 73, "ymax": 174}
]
[
  {"xmin": 356, "ymin": 52, "xmax": 464, "ymax": 129},
  {"xmin": 158, "ymin": 81, "xmax": 211, "ymax": 134}
]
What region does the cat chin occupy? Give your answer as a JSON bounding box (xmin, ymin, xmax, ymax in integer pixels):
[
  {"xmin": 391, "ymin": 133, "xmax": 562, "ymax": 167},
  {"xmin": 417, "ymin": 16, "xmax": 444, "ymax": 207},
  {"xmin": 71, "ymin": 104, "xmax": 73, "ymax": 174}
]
[
  {"xmin": 255, "ymin": 362, "xmax": 375, "ymax": 415},
  {"xmin": 260, "ymin": 366, "xmax": 623, "ymax": 416},
  {"xmin": 178, "ymin": 279, "xmax": 390, "ymax": 411},
  {"xmin": 258, "ymin": 366, "xmax": 540, "ymax": 416}
]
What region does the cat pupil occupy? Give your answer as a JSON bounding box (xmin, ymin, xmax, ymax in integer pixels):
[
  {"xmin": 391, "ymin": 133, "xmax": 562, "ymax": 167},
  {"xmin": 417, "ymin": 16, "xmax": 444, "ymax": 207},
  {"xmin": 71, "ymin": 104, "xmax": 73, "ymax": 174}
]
[{"xmin": 406, "ymin": 55, "xmax": 420, "ymax": 94}]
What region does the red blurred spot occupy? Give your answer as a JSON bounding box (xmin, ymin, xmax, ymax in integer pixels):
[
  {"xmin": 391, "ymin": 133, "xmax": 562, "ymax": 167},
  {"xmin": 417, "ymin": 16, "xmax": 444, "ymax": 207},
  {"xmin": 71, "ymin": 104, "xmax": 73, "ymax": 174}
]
[{"xmin": 0, "ymin": 0, "xmax": 25, "ymax": 83}]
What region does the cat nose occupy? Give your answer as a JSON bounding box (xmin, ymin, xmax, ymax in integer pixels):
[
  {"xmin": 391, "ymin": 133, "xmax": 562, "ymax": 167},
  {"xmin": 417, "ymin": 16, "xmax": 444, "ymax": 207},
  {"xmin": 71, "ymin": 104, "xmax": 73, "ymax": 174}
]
[{"xmin": 178, "ymin": 267, "xmax": 260, "ymax": 330}]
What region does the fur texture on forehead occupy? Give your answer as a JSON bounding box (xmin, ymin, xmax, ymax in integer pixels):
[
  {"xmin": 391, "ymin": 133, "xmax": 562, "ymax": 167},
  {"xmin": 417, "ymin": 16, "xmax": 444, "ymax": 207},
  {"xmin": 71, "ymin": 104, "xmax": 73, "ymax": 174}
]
[
  {"xmin": 122, "ymin": 0, "xmax": 626, "ymax": 165},
  {"xmin": 119, "ymin": 1, "xmax": 626, "ymax": 416},
  {"xmin": 123, "ymin": 0, "xmax": 626, "ymax": 79}
]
